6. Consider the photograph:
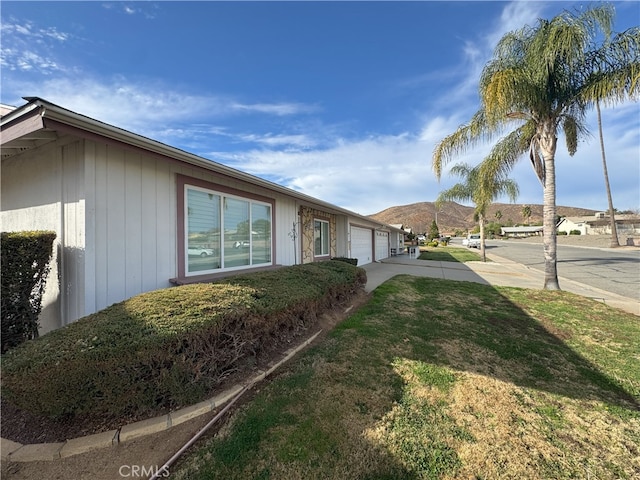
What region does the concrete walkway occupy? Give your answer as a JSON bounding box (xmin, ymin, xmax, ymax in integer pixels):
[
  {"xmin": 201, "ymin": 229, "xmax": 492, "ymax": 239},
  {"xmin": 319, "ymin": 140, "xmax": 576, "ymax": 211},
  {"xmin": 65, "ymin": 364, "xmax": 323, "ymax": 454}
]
[{"xmin": 362, "ymin": 251, "xmax": 639, "ymax": 316}]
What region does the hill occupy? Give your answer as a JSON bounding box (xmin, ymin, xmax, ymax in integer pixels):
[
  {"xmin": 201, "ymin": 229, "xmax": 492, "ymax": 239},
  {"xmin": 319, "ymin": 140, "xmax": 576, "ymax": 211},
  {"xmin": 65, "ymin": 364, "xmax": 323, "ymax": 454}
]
[{"xmin": 369, "ymin": 201, "xmax": 599, "ymax": 235}]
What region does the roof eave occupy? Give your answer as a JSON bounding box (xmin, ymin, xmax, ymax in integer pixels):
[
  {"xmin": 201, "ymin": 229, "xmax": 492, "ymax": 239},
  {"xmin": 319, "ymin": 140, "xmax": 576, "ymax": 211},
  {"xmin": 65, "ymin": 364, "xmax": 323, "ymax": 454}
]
[{"xmin": 6, "ymin": 97, "xmax": 397, "ymax": 231}]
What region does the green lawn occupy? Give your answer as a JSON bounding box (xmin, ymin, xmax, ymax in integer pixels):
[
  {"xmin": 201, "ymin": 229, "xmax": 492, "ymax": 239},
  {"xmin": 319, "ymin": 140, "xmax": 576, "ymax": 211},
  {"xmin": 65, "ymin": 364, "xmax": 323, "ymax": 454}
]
[
  {"xmin": 172, "ymin": 277, "xmax": 640, "ymax": 480},
  {"xmin": 418, "ymin": 245, "xmax": 485, "ymax": 263}
]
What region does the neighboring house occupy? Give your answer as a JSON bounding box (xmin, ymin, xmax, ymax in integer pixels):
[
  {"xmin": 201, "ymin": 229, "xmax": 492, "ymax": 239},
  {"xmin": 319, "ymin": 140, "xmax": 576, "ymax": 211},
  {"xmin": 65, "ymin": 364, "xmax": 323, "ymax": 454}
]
[
  {"xmin": 500, "ymin": 226, "xmax": 544, "ymax": 237},
  {"xmin": 556, "ymin": 213, "xmax": 640, "ymax": 237},
  {"xmin": 1, "ymin": 97, "xmax": 404, "ymax": 334}
]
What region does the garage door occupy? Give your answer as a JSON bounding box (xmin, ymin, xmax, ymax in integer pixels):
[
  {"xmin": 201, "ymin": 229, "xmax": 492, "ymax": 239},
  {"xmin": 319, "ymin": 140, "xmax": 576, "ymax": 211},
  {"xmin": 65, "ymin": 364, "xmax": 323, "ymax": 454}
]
[
  {"xmin": 350, "ymin": 226, "xmax": 373, "ymax": 266},
  {"xmin": 375, "ymin": 231, "xmax": 389, "ymax": 261}
]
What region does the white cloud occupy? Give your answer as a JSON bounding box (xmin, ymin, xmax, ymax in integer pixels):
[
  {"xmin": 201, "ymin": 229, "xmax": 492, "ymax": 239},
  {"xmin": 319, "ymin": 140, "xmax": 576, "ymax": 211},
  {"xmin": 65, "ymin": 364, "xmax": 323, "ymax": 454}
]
[{"xmin": 231, "ymin": 102, "xmax": 320, "ymax": 116}]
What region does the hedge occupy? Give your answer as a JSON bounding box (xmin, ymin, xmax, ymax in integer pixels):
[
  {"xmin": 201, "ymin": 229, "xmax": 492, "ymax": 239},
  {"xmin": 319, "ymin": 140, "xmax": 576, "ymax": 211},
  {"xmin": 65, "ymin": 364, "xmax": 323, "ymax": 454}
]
[
  {"xmin": 1, "ymin": 260, "xmax": 366, "ymax": 422},
  {"xmin": 1, "ymin": 231, "xmax": 56, "ymax": 353}
]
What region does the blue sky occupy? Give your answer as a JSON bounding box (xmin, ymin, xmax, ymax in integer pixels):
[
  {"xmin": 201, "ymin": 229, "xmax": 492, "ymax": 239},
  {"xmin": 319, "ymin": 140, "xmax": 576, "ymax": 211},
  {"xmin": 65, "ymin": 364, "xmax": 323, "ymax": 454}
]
[{"xmin": 2, "ymin": 1, "xmax": 639, "ymax": 215}]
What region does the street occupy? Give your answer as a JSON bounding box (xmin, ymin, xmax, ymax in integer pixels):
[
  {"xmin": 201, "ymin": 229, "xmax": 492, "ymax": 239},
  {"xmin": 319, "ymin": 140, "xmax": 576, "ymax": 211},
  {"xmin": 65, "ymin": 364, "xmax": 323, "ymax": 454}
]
[{"xmin": 457, "ymin": 239, "xmax": 640, "ymax": 301}]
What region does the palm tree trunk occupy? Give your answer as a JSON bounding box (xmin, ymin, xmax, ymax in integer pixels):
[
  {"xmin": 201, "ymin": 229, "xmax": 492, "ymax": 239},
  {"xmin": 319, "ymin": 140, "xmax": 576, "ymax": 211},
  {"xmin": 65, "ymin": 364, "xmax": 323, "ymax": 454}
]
[
  {"xmin": 479, "ymin": 213, "xmax": 486, "ymax": 262},
  {"xmin": 540, "ymin": 123, "xmax": 560, "ymax": 290},
  {"xmin": 596, "ymin": 101, "xmax": 620, "ymax": 247}
]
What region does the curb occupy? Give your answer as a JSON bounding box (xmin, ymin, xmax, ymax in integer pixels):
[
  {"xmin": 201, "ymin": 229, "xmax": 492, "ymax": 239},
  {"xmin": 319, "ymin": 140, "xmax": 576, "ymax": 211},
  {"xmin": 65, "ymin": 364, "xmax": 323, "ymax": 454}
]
[{"xmin": 1, "ymin": 330, "xmax": 323, "ymax": 463}]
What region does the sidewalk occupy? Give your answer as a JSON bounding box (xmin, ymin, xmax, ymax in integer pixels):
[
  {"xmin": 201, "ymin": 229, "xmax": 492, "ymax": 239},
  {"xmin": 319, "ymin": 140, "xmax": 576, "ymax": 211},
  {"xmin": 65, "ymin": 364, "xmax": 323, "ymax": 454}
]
[{"xmin": 362, "ymin": 252, "xmax": 639, "ymax": 316}]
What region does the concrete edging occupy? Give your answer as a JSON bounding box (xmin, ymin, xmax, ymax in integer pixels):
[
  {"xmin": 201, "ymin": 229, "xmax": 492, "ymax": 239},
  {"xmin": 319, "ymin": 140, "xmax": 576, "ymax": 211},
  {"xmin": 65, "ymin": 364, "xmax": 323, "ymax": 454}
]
[{"xmin": 1, "ymin": 330, "xmax": 323, "ymax": 463}]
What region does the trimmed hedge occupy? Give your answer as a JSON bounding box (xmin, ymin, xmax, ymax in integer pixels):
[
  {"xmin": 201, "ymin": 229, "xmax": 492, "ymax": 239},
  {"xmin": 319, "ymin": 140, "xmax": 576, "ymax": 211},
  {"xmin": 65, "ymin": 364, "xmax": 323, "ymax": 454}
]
[
  {"xmin": 331, "ymin": 257, "xmax": 358, "ymax": 266},
  {"xmin": 1, "ymin": 231, "xmax": 56, "ymax": 353},
  {"xmin": 1, "ymin": 261, "xmax": 366, "ymax": 421}
]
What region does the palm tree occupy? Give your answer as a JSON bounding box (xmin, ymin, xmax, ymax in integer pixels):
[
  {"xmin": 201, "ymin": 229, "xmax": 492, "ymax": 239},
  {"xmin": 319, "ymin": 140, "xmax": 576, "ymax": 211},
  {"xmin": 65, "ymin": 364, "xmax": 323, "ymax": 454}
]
[
  {"xmin": 494, "ymin": 210, "xmax": 503, "ymax": 222},
  {"xmin": 433, "ymin": 4, "xmax": 639, "ymax": 290},
  {"xmin": 436, "ymin": 163, "xmax": 519, "ymax": 262},
  {"xmin": 595, "ymin": 100, "xmax": 619, "ymax": 247},
  {"xmin": 521, "ymin": 205, "xmax": 532, "ymax": 226}
]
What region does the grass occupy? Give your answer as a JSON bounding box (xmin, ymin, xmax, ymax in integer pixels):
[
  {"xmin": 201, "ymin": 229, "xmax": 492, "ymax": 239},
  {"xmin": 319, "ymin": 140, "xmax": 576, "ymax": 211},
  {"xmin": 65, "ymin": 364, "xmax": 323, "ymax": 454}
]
[
  {"xmin": 172, "ymin": 276, "xmax": 640, "ymax": 480},
  {"xmin": 417, "ymin": 245, "xmax": 485, "ymax": 263}
]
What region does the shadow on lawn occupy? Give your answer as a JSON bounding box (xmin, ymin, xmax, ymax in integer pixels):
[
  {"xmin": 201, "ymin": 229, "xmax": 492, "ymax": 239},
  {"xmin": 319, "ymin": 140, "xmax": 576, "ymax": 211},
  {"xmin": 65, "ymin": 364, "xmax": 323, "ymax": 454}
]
[{"xmin": 367, "ymin": 275, "xmax": 638, "ymax": 410}]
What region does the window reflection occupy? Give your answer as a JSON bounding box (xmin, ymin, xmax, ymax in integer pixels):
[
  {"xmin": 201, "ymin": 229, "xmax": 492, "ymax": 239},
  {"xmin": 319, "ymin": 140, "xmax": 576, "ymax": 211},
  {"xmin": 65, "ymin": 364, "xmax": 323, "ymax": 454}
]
[
  {"xmin": 314, "ymin": 219, "xmax": 329, "ymax": 256},
  {"xmin": 224, "ymin": 197, "xmax": 250, "ymax": 268},
  {"xmin": 187, "ymin": 190, "xmax": 221, "ymax": 272},
  {"xmin": 186, "ymin": 186, "xmax": 272, "ymax": 274}
]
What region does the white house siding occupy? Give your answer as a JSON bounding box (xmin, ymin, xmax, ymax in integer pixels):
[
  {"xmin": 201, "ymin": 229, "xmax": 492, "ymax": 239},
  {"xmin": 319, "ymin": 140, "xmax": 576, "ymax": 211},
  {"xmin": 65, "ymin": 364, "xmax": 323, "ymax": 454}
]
[
  {"xmin": 273, "ymin": 197, "xmax": 298, "ymax": 265},
  {"xmin": 84, "ymin": 140, "xmax": 178, "ymax": 318},
  {"xmin": 0, "ymin": 136, "xmax": 85, "ymax": 334},
  {"xmin": 375, "ymin": 230, "xmax": 389, "ymax": 261},
  {"xmin": 335, "ymin": 216, "xmax": 349, "ymax": 259}
]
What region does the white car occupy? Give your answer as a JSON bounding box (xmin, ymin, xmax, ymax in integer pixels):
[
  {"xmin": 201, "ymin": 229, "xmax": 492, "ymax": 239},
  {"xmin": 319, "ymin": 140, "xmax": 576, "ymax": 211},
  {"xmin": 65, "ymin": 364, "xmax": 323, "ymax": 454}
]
[
  {"xmin": 188, "ymin": 247, "xmax": 216, "ymax": 257},
  {"xmin": 466, "ymin": 234, "xmax": 481, "ymax": 248}
]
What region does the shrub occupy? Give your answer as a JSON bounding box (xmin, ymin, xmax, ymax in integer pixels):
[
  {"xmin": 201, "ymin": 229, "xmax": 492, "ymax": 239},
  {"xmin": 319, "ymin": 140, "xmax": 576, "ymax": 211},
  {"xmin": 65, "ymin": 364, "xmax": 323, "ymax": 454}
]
[
  {"xmin": 428, "ymin": 241, "xmax": 439, "ymax": 247},
  {"xmin": 569, "ymin": 230, "xmax": 582, "ymax": 235},
  {"xmin": 331, "ymin": 257, "xmax": 358, "ymax": 266},
  {"xmin": 1, "ymin": 261, "xmax": 366, "ymax": 421},
  {"xmin": 1, "ymin": 231, "xmax": 56, "ymax": 353},
  {"xmin": 557, "ymin": 230, "xmax": 568, "ymax": 235}
]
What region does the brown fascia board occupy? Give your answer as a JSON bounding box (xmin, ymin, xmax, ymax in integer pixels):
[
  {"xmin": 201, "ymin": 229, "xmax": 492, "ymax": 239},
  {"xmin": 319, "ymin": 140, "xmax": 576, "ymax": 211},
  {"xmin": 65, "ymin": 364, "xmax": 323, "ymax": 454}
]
[
  {"xmin": 11, "ymin": 97, "xmax": 397, "ymax": 232},
  {"xmin": 0, "ymin": 104, "xmax": 45, "ymax": 144}
]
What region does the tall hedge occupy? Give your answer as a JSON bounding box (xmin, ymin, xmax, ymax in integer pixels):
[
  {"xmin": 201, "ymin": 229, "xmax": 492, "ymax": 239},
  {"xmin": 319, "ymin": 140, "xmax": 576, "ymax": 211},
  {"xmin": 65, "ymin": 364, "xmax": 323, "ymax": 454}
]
[
  {"xmin": 1, "ymin": 261, "xmax": 366, "ymax": 421},
  {"xmin": 1, "ymin": 231, "xmax": 56, "ymax": 353}
]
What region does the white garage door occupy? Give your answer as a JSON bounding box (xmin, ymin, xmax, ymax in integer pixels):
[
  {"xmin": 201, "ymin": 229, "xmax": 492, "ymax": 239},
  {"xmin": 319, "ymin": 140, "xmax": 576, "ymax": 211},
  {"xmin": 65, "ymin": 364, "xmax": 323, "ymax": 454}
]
[
  {"xmin": 350, "ymin": 226, "xmax": 373, "ymax": 266},
  {"xmin": 375, "ymin": 231, "xmax": 389, "ymax": 261}
]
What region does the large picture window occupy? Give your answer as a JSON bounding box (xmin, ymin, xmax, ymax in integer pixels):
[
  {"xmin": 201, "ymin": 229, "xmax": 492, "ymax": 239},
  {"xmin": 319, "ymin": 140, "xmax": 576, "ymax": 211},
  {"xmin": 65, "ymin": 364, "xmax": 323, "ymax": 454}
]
[
  {"xmin": 314, "ymin": 219, "xmax": 330, "ymax": 257},
  {"xmin": 185, "ymin": 184, "xmax": 272, "ymax": 275}
]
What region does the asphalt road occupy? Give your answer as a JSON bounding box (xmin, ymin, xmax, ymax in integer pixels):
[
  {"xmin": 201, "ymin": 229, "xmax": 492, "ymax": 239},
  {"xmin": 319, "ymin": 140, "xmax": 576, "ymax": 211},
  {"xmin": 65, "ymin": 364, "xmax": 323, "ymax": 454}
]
[{"xmin": 458, "ymin": 239, "xmax": 640, "ymax": 301}]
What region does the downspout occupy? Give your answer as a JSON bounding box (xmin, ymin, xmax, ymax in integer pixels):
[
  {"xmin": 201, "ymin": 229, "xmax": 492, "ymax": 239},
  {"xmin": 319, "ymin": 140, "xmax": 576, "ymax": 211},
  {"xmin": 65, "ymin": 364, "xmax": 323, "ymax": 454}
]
[{"xmin": 58, "ymin": 141, "xmax": 66, "ymax": 328}]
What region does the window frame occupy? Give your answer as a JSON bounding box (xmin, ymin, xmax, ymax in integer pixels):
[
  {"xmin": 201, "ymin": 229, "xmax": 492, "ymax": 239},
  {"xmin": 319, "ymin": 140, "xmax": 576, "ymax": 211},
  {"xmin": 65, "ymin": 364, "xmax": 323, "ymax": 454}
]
[
  {"xmin": 313, "ymin": 218, "xmax": 331, "ymax": 259},
  {"xmin": 177, "ymin": 175, "xmax": 275, "ymax": 279}
]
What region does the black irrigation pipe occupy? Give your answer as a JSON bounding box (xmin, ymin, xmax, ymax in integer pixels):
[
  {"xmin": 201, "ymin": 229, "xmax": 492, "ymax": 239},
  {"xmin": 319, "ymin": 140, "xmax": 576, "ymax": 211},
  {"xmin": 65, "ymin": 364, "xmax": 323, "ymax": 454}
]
[{"xmin": 149, "ymin": 385, "xmax": 249, "ymax": 480}]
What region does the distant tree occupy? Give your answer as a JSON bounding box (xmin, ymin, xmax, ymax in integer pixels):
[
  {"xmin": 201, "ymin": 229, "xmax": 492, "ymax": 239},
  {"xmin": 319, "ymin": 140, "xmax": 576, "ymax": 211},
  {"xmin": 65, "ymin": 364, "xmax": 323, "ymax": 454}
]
[
  {"xmin": 428, "ymin": 220, "xmax": 440, "ymax": 241},
  {"xmin": 595, "ymin": 100, "xmax": 619, "ymax": 247},
  {"xmin": 495, "ymin": 210, "xmax": 503, "ymax": 222},
  {"xmin": 521, "ymin": 205, "xmax": 532, "ymax": 226},
  {"xmin": 436, "ymin": 163, "xmax": 518, "ymax": 262},
  {"xmin": 486, "ymin": 222, "xmax": 502, "ymax": 237}
]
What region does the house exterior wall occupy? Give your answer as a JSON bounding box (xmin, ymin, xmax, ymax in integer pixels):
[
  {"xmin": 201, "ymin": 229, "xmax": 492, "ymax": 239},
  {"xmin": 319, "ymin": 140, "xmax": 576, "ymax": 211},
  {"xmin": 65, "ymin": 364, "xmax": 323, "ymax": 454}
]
[
  {"xmin": 1, "ymin": 136, "xmax": 85, "ymax": 334},
  {"xmin": 85, "ymin": 139, "xmax": 303, "ymax": 320},
  {"xmin": 2, "ymin": 134, "xmax": 307, "ymax": 332},
  {"xmin": 83, "ymin": 140, "xmax": 177, "ymax": 318},
  {"xmin": 2, "ymin": 99, "xmax": 403, "ymax": 334},
  {"xmin": 557, "ymin": 219, "xmax": 587, "ymax": 235},
  {"xmin": 299, "ymin": 206, "xmax": 337, "ymax": 263}
]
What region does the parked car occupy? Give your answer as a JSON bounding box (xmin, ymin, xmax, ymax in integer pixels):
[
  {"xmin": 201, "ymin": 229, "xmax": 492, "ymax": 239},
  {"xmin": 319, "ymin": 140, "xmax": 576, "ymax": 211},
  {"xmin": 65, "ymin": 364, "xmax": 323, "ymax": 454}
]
[
  {"xmin": 233, "ymin": 241, "xmax": 250, "ymax": 249},
  {"xmin": 466, "ymin": 234, "xmax": 481, "ymax": 248},
  {"xmin": 188, "ymin": 247, "xmax": 216, "ymax": 257}
]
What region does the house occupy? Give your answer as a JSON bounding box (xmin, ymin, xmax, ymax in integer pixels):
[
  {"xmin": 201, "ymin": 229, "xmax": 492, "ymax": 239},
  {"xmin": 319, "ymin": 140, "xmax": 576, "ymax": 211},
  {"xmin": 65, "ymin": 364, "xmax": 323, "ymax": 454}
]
[
  {"xmin": 556, "ymin": 213, "xmax": 640, "ymax": 237},
  {"xmin": 500, "ymin": 226, "xmax": 544, "ymax": 237},
  {"xmin": 1, "ymin": 97, "xmax": 405, "ymax": 334}
]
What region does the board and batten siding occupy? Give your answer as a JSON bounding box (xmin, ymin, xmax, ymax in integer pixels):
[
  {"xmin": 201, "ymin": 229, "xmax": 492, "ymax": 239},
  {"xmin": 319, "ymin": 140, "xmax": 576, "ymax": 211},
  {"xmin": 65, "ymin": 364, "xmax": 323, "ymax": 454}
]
[
  {"xmin": 85, "ymin": 140, "xmax": 177, "ymax": 318},
  {"xmin": 0, "ymin": 136, "xmax": 85, "ymax": 334},
  {"xmin": 3, "ymin": 132, "xmax": 308, "ymax": 333}
]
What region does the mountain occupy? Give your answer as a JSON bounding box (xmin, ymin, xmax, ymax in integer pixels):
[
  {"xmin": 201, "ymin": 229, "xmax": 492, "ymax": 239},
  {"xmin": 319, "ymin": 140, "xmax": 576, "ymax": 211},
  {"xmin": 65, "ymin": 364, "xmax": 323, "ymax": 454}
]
[{"xmin": 368, "ymin": 201, "xmax": 600, "ymax": 235}]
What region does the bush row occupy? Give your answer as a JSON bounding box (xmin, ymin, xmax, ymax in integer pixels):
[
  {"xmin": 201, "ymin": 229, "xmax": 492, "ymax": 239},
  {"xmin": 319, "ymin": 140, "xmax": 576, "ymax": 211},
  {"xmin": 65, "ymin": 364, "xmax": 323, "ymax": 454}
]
[
  {"xmin": 1, "ymin": 261, "xmax": 367, "ymax": 421},
  {"xmin": 1, "ymin": 231, "xmax": 56, "ymax": 353}
]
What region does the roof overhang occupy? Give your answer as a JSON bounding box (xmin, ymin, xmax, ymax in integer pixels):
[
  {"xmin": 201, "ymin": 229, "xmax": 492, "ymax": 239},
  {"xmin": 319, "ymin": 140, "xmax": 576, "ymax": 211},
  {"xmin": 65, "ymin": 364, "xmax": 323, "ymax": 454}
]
[{"xmin": 1, "ymin": 97, "xmax": 402, "ymax": 233}]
